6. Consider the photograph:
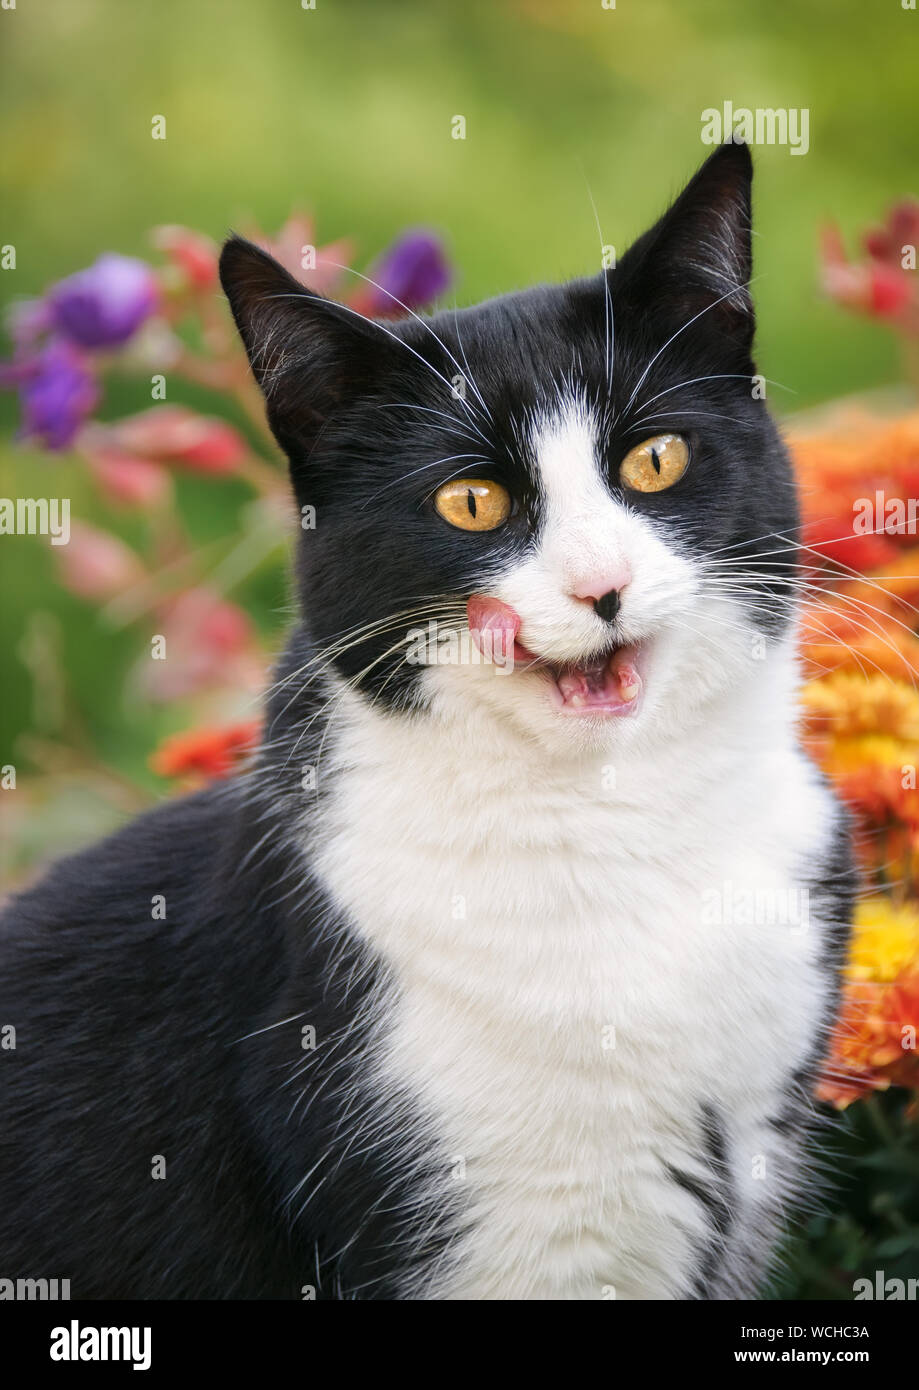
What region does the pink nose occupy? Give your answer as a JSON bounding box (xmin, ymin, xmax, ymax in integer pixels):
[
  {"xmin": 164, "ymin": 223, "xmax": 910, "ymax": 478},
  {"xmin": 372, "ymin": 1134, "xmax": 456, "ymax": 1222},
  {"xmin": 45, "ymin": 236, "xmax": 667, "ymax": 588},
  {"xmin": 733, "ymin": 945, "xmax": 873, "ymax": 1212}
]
[{"xmin": 570, "ymin": 568, "xmax": 631, "ymax": 604}]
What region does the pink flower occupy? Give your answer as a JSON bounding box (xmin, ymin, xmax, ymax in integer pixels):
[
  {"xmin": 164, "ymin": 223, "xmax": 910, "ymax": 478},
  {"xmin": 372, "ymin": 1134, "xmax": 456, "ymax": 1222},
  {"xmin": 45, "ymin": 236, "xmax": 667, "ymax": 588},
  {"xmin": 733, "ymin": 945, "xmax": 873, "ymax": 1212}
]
[
  {"xmin": 242, "ymin": 213, "xmax": 356, "ymax": 297},
  {"xmin": 138, "ymin": 588, "xmax": 260, "ymax": 701},
  {"xmin": 153, "ymin": 226, "xmax": 219, "ymax": 291},
  {"xmin": 56, "ymin": 522, "xmax": 144, "ymax": 601},
  {"xmin": 85, "ymin": 448, "xmax": 172, "ymax": 508},
  {"xmin": 108, "ymin": 406, "xmax": 249, "ymax": 474}
]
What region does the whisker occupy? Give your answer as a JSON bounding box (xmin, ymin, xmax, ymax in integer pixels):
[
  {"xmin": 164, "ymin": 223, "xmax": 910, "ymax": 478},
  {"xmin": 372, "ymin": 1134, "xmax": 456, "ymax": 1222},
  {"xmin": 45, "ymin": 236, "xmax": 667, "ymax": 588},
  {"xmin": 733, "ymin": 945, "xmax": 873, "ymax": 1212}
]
[{"xmin": 615, "ymin": 277, "xmax": 763, "ymax": 427}]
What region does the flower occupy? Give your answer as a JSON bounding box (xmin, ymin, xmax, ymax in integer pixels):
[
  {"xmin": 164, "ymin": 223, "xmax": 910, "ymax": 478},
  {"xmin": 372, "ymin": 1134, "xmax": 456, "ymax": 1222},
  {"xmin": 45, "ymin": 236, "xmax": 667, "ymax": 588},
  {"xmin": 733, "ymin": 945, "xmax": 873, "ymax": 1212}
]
[
  {"xmin": 790, "ymin": 404, "xmax": 919, "ymax": 1107},
  {"xmin": 792, "ymin": 409, "xmax": 919, "ymax": 570},
  {"xmin": 150, "ymin": 720, "xmax": 260, "ymax": 781},
  {"xmin": 817, "ymin": 901, "xmax": 919, "ymax": 1108},
  {"xmin": 48, "ymin": 253, "xmax": 159, "ymax": 349},
  {"xmin": 3, "ymin": 340, "xmax": 99, "ymax": 450},
  {"xmin": 84, "ymin": 448, "xmax": 172, "ymax": 508},
  {"xmin": 106, "ymin": 405, "xmax": 249, "ymax": 474},
  {"xmin": 817, "ymin": 974, "xmax": 919, "ymax": 1108},
  {"xmin": 136, "ymin": 587, "xmax": 260, "ymax": 701},
  {"xmin": 152, "ymin": 225, "xmax": 219, "ymax": 292},
  {"xmin": 55, "ymin": 522, "xmax": 144, "ymax": 601},
  {"xmin": 353, "ymin": 229, "xmax": 451, "ymax": 316},
  {"xmin": 820, "ymin": 221, "xmax": 916, "ymax": 328},
  {"xmin": 254, "ymin": 213, "xmax": 356, "ymax": 297},
  {"xmin": 847, "ymin": 898, "xmax": 919, "ymax": 984},
  {"xmin": 862, "ymin": 199, "xmax": 919, "ymax": 270},
  {"xmin": 818, "ymin": 201, "xmax": 919, "ymax": 390}
]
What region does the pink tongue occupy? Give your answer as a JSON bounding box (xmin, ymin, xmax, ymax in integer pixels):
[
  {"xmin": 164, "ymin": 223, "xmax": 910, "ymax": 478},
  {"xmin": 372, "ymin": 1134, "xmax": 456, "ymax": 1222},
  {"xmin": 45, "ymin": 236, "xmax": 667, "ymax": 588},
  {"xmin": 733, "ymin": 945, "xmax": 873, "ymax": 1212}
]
[{"xmin": 467, "ymin": 595, "xmax": 520, "ymax": 664}]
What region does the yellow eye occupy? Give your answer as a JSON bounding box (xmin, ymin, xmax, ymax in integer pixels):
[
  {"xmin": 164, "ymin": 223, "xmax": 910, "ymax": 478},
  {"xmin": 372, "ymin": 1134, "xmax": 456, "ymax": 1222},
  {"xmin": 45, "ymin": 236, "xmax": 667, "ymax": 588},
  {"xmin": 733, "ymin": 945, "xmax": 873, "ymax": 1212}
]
[
  {"xmin": 619, "ymin": 434, "xmax": 690, "ymax": 493},
  {"xmin": 433, "ymin": 478, "xmax": 512, "ymax": 531}
]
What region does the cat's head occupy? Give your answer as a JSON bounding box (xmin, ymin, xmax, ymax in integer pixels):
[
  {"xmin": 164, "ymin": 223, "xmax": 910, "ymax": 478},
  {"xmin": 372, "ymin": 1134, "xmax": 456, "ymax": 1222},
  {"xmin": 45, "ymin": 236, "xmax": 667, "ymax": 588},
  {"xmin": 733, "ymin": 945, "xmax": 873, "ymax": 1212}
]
[{"xmin": 220, "ymin": 141, "xmax": 798, "ymax": 755}]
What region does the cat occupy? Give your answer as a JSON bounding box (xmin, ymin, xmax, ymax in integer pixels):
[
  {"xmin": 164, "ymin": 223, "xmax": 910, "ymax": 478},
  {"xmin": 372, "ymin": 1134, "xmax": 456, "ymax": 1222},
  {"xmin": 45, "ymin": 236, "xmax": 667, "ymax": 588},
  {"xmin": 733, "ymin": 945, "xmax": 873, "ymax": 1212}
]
[{"xmin": 0, "ymin": 140, "xmax": 854, "ymax": 1300}]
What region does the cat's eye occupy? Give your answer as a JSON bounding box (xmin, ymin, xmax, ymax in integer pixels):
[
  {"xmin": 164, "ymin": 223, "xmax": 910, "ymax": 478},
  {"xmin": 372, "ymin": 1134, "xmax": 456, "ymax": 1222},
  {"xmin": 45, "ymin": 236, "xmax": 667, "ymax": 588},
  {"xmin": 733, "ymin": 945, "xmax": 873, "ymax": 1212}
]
[
  {"xmin": 619, "ymin": 434, "xmax": 690, "ymax": 493},
  {"xmin": 433, "ymin": 478, "xmax": 512, "ymax": 532}
]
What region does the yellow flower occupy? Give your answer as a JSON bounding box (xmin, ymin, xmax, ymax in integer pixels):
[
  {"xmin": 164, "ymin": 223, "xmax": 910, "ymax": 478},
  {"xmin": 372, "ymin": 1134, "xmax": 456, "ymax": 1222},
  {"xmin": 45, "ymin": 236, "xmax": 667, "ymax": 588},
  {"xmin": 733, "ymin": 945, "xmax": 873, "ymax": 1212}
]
[
  {"xmin": 821, "ymin": 731, "xmax": 916, "ymax": 776},
  {"xmin": 847, "ymin": 897, "xmax": 919, "ymax": 983},
  {"xmin": 801, "ymin": 673, "xmax": 919, "ymax": 742}
]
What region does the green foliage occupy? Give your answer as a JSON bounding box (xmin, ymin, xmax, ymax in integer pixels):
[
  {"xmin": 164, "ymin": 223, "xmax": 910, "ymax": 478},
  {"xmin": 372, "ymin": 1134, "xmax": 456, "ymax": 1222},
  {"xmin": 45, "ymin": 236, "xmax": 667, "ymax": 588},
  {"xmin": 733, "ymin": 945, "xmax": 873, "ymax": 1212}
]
[{"xmin": 772, "ymin": 1090, "xmax": 919, "ymax": 1299}]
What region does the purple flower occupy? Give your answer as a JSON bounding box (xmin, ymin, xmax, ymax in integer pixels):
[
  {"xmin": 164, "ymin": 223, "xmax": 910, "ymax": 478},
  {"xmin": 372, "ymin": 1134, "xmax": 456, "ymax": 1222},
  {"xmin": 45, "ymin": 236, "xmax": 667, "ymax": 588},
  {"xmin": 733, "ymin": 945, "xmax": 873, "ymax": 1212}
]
[
  {"xmin": 4, "ymin": 341, "xmax": 100, "ymax": 450},
  {"xmin": 48, "ymin": 253, "xmax": 159, "ymax": 349},
  {"xmin": 365, "ymin": 230, "xmax": 450, "ymax": 314}
]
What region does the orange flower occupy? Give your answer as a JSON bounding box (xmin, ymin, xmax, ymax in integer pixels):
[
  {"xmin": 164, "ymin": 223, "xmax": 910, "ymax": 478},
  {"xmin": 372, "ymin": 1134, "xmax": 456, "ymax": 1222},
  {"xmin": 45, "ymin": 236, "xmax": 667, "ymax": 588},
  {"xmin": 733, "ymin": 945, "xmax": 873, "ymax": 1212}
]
[
  {"xmin": 816, "ymin": 900, "xmax": 919, "ymax": 1107},
  {"xmin": 150, "ymin": 720, "xmax": 260, "ymax": 782},
  {"xmin": 789, "ymin": 406, "xmax": 919, "ymax": 1106},
  {"xmin": 791, "ymin": 409, "xmax": 919, "ymax": 571},
  {"xmin": 818, "ymin": 973, "xmax": 919, "ymax": 1107}
]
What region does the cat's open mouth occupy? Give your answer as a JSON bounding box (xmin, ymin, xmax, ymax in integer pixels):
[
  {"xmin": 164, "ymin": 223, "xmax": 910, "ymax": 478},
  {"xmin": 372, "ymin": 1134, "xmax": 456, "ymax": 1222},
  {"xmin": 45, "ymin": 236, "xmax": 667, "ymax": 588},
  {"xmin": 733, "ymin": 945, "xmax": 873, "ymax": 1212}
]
[
  {"xmin": 540, "ymin": 645, "xmax": 642, "ymax": 716},
  {"xmin": 467, "ymin": 595, "xmax": 643, "ymax": 717}
]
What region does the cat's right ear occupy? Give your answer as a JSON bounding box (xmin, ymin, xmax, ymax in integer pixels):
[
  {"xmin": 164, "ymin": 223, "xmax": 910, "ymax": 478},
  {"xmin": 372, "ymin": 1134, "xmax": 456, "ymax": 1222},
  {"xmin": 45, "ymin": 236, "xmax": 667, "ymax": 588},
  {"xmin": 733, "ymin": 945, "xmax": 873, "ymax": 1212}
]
[{"xmin": 219, "ymin": 236, "xmax": 392, "ymax": 465}]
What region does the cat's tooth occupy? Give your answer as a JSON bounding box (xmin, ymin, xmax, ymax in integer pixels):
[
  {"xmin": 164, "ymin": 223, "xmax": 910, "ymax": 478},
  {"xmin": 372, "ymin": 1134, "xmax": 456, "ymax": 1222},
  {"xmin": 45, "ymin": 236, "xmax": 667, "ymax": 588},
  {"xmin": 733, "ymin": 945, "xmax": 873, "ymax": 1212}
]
[
  {"xmin": 615, "ymin": 663, "xmax": 641, "ymax": 702},
  {"xmin": 557, "ymin": 673, "xmax": 584, "ymax": 702}
]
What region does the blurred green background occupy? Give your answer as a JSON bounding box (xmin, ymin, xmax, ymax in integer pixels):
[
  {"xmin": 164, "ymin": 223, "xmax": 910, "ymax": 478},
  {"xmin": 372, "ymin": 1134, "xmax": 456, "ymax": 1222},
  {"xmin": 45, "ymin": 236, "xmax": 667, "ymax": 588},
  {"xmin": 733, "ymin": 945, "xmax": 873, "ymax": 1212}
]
[{"xmin": 1, "ymin": 0, "xmax": 918, "ymax": 1301}]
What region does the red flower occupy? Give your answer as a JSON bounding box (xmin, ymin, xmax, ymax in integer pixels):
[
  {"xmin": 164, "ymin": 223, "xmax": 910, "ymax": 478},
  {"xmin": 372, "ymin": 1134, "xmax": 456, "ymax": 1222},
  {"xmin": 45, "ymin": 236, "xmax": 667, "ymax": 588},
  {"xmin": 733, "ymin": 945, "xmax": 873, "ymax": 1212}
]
[
  {"xmin": 862, "ymin": 199, "xmax": 919, "ymax": 265},
  {"xmin": 153, "ymin": 226, "xmax": 220, "ymax": 291},
  {"xmin": 108, "ymin": 406, "xmax": 249, "ymax": 474},
  {"xmin": 820, "ymin": 214, "xmax": 917, "ymax": 329},
  {"xmin": 151, "ymin": 720, "xmax": 260, "ymax": 781},
  {"xmin": 867, "ymin": 264, "xmax": 913, "ymax": 319}
]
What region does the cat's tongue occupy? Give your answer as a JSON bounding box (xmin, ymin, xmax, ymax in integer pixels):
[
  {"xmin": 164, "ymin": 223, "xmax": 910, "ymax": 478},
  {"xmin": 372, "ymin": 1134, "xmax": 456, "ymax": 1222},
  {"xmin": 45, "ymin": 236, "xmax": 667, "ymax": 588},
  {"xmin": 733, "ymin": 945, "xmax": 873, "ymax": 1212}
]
[
  {"xmin": 466, "ymin": 595, "xmax": 642, "ymax": 715},
  {"xmin": 467, "ymin": 595, "xmax": 529, "ymax": 665}
]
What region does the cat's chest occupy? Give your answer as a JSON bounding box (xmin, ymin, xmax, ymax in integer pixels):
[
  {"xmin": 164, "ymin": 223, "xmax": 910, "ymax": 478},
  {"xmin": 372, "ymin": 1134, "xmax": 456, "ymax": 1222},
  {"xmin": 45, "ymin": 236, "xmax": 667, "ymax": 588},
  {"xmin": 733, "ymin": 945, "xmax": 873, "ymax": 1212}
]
[{"xmin": 313, "ymin": 726, "xmax": 828, "ymax": 1298}]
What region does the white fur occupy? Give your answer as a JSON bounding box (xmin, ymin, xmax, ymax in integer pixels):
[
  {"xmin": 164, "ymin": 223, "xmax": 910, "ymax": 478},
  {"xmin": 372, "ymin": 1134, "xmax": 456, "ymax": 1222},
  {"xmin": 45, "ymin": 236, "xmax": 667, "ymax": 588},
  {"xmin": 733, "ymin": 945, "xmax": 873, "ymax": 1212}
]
[{"xmin": 310, "ymin": 402, "xmax": 839, "ymax": 1299}]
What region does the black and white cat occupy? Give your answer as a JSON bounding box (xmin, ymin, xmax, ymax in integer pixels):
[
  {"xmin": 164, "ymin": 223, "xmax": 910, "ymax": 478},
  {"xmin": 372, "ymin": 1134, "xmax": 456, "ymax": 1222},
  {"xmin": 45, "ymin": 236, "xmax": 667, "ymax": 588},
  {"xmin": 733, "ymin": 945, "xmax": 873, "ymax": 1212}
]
[{"xmin": 0, "ymin": 141, "xmax": 854, "ymax": 1300}]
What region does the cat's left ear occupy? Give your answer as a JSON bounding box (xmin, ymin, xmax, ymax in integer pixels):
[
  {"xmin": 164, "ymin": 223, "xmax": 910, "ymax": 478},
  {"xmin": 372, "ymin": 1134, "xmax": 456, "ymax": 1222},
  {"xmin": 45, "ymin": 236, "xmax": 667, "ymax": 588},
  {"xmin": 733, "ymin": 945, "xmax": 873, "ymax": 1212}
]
[{"xmin": 615, "ymin": 139, "xmax": 754, "ymax": 354}]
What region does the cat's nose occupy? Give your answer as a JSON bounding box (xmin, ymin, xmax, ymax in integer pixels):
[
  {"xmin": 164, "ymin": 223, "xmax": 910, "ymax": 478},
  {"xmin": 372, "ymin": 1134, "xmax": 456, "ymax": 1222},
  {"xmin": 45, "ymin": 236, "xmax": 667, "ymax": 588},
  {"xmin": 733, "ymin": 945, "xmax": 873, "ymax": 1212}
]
[
  {"xmin": 592, "ymin": 588, "xmax": 621, "ymax": 623},
  {"xmin": 570, "ymin": 569, "xmax": 630, "ymax": 623}
]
